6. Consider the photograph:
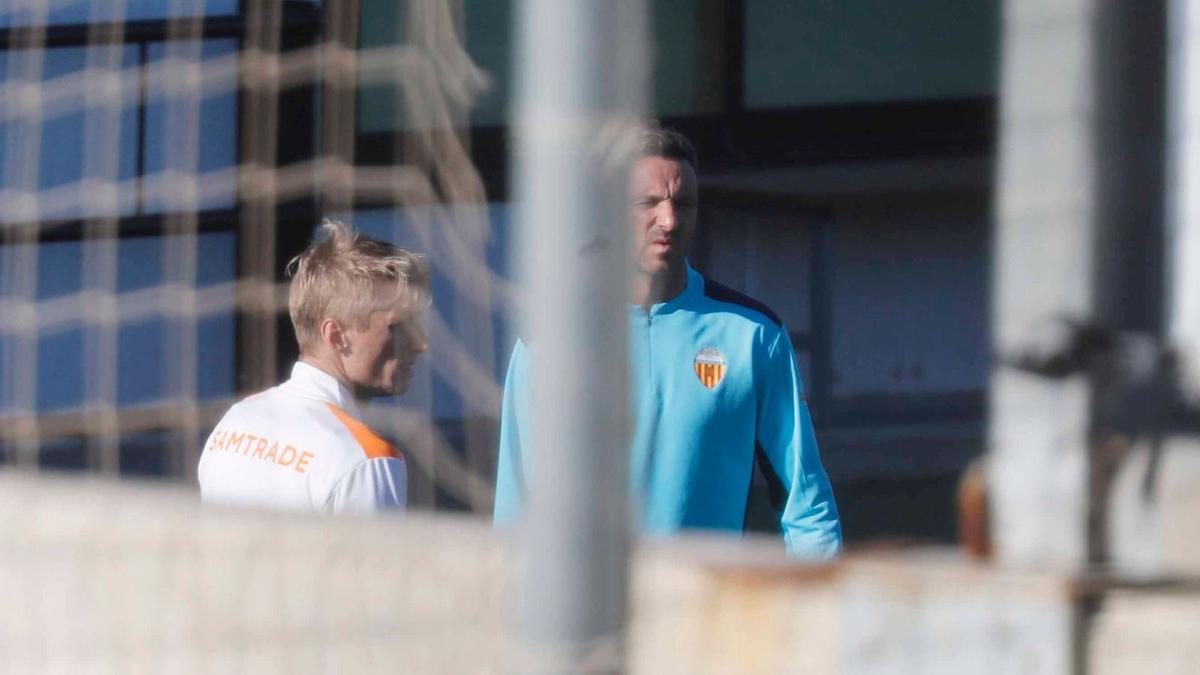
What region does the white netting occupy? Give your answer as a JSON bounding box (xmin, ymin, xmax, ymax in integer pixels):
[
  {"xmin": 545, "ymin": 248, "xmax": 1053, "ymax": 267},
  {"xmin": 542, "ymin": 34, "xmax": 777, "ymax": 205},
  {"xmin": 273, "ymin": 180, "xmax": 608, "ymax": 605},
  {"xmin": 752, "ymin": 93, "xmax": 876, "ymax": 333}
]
[{"xmin": 0, "ymin": 0, "xmax": 505, "ymax": 512}]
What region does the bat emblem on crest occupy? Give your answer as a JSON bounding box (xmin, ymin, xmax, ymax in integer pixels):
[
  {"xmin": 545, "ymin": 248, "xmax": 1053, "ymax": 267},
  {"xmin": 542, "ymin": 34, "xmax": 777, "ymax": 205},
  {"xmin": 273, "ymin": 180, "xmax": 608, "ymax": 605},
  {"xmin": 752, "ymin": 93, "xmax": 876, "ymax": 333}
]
[{"xmin": 693, "ymin": 347, "xmax": 726, "ymax": 389}]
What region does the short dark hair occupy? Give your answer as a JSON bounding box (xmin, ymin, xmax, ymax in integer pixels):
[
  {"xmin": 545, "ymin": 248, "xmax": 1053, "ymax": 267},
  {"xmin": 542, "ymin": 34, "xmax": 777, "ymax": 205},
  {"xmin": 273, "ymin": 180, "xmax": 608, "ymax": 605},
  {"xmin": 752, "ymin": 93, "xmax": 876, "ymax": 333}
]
[{"xmin": 640, "ymin": 121, "xmax": 698, "ymax": 172}]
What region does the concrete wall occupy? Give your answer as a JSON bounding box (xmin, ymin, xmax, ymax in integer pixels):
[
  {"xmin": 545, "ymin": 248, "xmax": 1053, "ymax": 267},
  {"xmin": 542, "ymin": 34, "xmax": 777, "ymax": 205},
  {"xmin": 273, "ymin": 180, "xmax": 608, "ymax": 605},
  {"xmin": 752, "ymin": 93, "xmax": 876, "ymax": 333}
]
[
  {"xmin": 1090, "ymin": 589, "xmax": 1200, "ymax": 675},
  {"xmin": 7, "ymin": 472, "xmax": 1192, "ymax": 674}
]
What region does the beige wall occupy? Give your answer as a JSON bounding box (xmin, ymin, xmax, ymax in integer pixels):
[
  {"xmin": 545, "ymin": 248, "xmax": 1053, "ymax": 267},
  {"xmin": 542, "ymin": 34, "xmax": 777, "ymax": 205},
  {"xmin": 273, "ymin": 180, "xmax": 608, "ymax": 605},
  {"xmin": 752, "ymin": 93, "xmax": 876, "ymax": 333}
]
[{"xmin": 6, "ymin": 472, "xmax": 1193, "ymax": 674}]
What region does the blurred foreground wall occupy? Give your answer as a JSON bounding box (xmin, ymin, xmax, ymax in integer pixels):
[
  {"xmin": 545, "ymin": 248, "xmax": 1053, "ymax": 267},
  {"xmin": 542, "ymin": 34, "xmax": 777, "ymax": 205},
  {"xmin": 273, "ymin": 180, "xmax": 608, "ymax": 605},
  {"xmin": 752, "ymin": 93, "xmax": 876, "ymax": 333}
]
[{"xmin": 2, "ymin": 472, "xmax": 1198, "ymax": 674}]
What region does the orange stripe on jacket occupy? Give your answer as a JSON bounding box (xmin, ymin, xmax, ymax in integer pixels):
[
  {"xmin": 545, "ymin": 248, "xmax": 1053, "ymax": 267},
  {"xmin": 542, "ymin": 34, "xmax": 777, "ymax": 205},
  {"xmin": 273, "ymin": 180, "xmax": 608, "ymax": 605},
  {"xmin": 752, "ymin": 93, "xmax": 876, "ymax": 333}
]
[{"xmin": 326, "ymin": 403, "xmax": 403, "ymax": 460}]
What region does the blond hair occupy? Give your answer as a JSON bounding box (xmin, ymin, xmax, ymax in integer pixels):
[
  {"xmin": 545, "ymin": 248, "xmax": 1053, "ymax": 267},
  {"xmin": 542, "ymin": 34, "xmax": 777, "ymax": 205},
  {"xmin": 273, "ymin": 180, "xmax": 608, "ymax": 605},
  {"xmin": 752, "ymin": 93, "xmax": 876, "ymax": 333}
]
[{"xmin": 287, "ymin": 219, "xmax": 429, "ymax": 354}]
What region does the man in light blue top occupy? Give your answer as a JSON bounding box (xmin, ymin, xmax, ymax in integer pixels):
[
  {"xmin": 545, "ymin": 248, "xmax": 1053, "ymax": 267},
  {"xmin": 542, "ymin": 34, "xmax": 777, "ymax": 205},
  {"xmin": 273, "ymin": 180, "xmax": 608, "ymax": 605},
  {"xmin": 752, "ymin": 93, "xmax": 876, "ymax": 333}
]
[{"xmin": 494, "ymin": 124, "xmax": 842, "ymax": 559}]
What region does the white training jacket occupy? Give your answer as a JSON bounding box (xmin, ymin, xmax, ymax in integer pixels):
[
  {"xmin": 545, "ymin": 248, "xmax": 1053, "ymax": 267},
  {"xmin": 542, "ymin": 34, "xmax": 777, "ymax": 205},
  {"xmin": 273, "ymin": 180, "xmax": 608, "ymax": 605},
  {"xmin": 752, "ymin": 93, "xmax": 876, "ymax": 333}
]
[{"xmin": 198, "ymin": 361, "xmax": 406, "ymax": 513}]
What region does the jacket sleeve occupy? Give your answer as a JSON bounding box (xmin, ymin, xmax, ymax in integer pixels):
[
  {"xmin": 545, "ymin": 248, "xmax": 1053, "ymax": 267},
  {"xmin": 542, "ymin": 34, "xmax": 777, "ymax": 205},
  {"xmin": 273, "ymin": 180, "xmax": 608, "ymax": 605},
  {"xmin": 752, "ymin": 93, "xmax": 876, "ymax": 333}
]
[
  {"xmin": 325, "ymin": 457, "xmax": 407, "ymax": 513},
  {"xmin": 493, "ymin": 339, "xmax": 529, "ymax": 524},
  {"xmin": 755, "ymin": 326, "xmax": 843, "ymax": 559}
]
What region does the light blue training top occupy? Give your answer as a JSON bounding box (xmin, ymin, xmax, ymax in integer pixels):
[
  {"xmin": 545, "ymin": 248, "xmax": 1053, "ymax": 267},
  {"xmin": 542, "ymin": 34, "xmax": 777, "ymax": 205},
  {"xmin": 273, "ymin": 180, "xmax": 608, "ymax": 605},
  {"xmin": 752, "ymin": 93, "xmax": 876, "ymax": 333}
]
[{"xmin": 493, "ymin": 263, "xmax": 842, "ymax": 559}]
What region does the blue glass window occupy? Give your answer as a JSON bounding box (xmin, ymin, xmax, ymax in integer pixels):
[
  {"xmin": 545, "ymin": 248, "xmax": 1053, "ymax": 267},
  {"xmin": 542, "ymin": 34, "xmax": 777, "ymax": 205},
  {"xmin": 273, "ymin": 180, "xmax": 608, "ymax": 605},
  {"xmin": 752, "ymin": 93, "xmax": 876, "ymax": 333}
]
[
  {"xmin": 0, "ymin": 1, "xmax": 240, "ymax": 28},
  {"xmin": 0, "ymin": 232, "xmax": 235, "ymax": 416},
  {"xmin": 143, "ymin": 39, "xmax": 238, "ymax": 213},
  {"xmin": 0, "ymin": 45, "xmax": 141, "ymax": 221},
  {"xmin": 116, "ymin": 232, "xmax": 236, "ymax": 405}
]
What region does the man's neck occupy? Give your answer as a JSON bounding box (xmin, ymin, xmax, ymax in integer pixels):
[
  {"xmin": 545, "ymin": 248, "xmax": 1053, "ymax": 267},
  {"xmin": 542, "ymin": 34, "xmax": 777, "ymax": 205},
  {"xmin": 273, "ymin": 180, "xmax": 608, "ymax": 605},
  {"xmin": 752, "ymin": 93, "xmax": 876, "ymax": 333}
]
[
  {"xmin": 300, "ymin": 353, "xmax": 336, "ymax": 380},
  {"xmin": 300, "ymin": 354, "xmax": 373, "ymax": 408},
  {"xmin": 631, "ymin": 263, "xmax": 688, "ymax": 311},
  {"xmin": 300, "ymin": 353, "xmax": 349, "ymax": 393}
]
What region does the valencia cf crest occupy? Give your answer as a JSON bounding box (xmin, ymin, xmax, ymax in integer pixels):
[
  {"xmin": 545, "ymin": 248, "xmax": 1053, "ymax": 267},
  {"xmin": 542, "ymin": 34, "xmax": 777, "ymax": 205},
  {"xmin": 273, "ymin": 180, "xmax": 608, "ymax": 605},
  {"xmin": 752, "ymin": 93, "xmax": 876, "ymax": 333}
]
[{"xmin": 694, "ymin": 347, "xmax": 726, "ymax": 389}]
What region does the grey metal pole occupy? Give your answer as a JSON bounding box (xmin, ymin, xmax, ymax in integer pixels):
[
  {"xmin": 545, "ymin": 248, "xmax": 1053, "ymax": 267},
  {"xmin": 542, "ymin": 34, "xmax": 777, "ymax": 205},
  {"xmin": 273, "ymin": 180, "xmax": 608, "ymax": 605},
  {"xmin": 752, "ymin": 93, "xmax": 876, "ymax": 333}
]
[
  {"xmin": 990, "ymin": 0, "xmax": 1101, "ymax": 568},
  {"xmin": 992, "ymin": 0, "xmax": 1168, "ymax": 568},
  {"xmin": 1168, "ymin": 0, "xmax": 1200, "ymax": 387},
  {"xmin": 512, "ymin": 0, "xmax": 646, "ymax": 672}
]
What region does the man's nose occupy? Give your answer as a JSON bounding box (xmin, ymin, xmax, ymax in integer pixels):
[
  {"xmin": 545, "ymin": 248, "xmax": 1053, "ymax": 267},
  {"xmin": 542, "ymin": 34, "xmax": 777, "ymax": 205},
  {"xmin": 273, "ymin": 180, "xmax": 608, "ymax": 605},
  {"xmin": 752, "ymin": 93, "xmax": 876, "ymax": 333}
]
[
  {"xmin": 411, "ymin": 325, "xmax": 430, "ymax": 354},
  {"xmin": 657, "ymin": 201, "xmax": 677, "ymax": 230}
]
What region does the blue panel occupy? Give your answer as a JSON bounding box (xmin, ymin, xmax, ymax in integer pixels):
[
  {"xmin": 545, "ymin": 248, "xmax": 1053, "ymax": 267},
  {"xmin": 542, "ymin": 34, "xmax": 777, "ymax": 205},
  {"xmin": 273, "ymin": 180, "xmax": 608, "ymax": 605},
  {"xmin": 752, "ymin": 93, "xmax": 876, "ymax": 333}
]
[
  {"xmin": 0, "ymin": 1, "xmax": 240, "ymax": 27},
  {"xmin": 35, "ymin": 240, "xmax": 82, "ymax": 300},
  {"xmin": 123, "ymin": 0, "xmax": 240, "ymax": 20},
  {"xmin": 0, "ymin": 337, "xmax": 9, "ymax": 413},
  {"xmin": 36, "ymin": 328, "xmax": 85, "ymax": 411},
  {"xmin": 118, "ymin": 232, "xmax": 235, "ymax": 289},
  {"xmin": 0, "ymin": 45, "xmax": 140, "ymax": 217},
  {"xmin": 430, "ymin": 366, "xmax": 465, "ymax": 423},
  {"xmin": 0, "ymin": 51, "xmax": 5, "ymax": 191},
  {"xmin": 196, "ymin": 231, "xmax": 235, "ymax": 287},
  {"xmin": 117, "ymin": 236, "xmax": 164, "ymax": 292},
  {"xmin": 193, "ymin": 41, "xmax": 237, "ymax": 177},
  {"xmin": 194, "ymin": 230, "xmax": 236, "ymax": 398},
  {"xmin": 196, "ymin": 313, "xmax": 234, "ymax": 400},
  {"xmin": 118, "ymin": 318, "xmax": 164, "ymax": 404},
  {"xmin": 5, "ymin": 232, "xmax": 234, "ymax": 414},
  {"xmin": 143, "ymin": 39, "xmax": 238, "ymax": 213},
  {"xmin": 115, "ymin": 233, "xmax": 236, "ymax": 404}
]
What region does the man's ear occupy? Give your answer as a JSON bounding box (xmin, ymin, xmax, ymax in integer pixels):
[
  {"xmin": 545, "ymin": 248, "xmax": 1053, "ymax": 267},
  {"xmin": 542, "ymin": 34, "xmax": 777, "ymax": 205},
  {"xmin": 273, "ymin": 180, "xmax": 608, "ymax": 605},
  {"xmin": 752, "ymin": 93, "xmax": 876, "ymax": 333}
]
[{"xmin": 318, "ymin": 317, "xmax": 347, "ymax": 353}]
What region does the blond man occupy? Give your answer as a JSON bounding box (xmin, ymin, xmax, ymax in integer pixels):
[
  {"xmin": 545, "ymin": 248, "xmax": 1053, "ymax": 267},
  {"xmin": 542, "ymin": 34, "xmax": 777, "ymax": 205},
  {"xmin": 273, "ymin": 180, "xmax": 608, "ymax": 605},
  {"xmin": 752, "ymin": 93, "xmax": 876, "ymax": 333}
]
[{"xmin": 199, "ymin": 220, "xmax": 429, "ymax": 513}]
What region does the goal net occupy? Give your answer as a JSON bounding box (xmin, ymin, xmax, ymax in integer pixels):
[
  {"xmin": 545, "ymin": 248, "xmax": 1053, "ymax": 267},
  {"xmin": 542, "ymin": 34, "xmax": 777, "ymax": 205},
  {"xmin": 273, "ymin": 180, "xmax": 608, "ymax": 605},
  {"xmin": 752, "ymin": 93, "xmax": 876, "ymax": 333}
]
[{"xmin": 0, "ymin": 0, "xmax": 506, "ymax": 513}]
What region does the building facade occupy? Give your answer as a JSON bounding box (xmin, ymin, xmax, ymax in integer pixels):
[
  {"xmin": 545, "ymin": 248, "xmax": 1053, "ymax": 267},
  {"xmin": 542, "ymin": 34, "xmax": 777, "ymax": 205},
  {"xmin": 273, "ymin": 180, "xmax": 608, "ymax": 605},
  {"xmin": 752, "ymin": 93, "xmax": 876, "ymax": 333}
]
[{"xmin": 0, "ymin": 0, "xmax": 1000, "ymax": 545}]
